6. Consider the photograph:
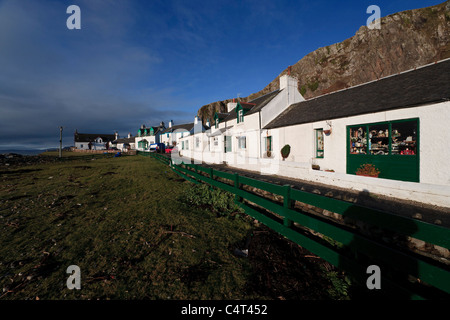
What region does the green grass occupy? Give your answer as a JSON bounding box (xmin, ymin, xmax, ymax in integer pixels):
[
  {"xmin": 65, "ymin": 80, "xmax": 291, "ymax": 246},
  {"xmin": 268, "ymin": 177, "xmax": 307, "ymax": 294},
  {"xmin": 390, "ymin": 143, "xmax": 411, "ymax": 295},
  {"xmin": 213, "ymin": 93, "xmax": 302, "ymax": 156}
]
[
  {"xmin": 1, "ymin": 152, "xmax": 353, "ymax": 300},
  {"xmin": 0, "ymin": 153, "xmax": 256, "ymax": 300}
]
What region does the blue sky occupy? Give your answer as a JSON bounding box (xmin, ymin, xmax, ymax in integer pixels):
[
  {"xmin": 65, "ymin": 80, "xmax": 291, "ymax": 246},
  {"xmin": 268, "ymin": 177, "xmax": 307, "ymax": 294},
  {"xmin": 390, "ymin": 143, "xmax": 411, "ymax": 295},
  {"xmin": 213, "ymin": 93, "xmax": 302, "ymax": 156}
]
[{"xmin": 0, "ymin": 0, "xmax": 443, "ymax": 149}]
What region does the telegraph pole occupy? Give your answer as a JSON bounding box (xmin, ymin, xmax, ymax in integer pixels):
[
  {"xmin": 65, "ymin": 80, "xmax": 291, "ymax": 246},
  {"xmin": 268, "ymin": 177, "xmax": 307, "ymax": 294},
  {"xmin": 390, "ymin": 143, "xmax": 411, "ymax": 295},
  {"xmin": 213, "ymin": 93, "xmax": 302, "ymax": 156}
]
[{"xmin": 59, "ymin": 126, "xmax": 63, "ymax": 158}]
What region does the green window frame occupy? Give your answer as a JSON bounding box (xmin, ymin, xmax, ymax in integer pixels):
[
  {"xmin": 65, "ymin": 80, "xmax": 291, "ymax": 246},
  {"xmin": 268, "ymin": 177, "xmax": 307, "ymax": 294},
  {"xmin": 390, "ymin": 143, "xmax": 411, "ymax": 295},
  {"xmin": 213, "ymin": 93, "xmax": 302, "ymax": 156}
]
[
  {"xmin": 347, "ymin": 118, "xmax": 420, "ymax": 182},
  {"xmin": 264, "ymin": 136, "xmax": 272, "ymax": 152},
  {"xmin": 315, "ymin": 129, "xmax": 324, "ymax": 158}
]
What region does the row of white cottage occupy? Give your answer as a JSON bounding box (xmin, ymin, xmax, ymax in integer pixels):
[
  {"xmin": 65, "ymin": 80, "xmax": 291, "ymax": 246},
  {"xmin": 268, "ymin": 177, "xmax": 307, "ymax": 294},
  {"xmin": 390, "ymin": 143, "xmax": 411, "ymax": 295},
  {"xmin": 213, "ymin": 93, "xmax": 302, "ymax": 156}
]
[{"xmin": 163, "ymin": 59, "xmax": 450, "ymax": 208}]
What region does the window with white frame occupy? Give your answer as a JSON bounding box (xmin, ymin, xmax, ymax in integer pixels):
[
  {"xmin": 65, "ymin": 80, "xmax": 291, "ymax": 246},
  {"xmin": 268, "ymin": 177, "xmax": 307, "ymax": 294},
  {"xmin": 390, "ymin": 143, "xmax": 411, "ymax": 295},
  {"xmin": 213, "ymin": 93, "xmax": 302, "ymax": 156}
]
[
  {"xmin": 238, "ymin": 109, "xmax": 244, "ymax": 123},
  {"xmin": 238, "ymin": 136, "xmax": 246, "ymax": 149},
  {"xmin": 195, "ymin": 137, "xmax": 200, "ymax": 148}
]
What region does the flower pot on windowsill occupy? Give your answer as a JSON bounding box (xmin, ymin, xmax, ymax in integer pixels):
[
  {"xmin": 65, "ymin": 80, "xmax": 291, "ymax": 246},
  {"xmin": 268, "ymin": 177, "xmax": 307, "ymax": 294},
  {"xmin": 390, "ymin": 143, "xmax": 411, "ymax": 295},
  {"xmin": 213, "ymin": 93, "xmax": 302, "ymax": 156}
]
[
  {"xmin": 356, "ymin": 173, "xmax": 379, "ymax": 178},
  {"xmin": 355, "ymin": 163, "xmax": 380, "ymax": 178}
]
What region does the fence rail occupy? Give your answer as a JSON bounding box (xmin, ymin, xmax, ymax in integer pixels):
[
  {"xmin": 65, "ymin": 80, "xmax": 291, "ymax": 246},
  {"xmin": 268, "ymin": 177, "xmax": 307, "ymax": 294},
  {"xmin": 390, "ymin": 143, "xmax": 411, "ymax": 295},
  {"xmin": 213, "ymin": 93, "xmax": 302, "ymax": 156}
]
[{"xmin": 138, "ymin": 151, "xmax": 450, "ymax": 299}]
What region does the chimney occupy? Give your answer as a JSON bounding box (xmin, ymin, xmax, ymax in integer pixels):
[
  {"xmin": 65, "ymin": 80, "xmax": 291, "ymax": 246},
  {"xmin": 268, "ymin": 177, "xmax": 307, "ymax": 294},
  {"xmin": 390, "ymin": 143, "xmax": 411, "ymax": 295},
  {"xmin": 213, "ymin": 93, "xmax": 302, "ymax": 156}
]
[
  {"xmin": 279, "ymin": 71, "xmax": 305, "ymax": 105},
  {"xmin": 169, "ymin": 120, "xmax": 173, "ymax": 128},
  {"xmin": 128, "ymin": 132, "xmax": 131, "ymax": 138},
  {"xmin": 194, "ymin": 116, "xmax": 199, "ymax": 124},
  {"xmin": 114, "ymin": 131, "xmax": 119, "ymax": 140},
  {"xmin": 205, "ymin": 118, "xmax": 210, "ymax": 127}
]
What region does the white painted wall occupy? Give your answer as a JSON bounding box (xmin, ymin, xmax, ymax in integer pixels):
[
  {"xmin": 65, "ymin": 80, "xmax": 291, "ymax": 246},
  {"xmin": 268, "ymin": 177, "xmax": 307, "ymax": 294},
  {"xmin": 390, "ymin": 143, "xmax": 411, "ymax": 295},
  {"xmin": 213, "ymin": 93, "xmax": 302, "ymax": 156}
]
[
  {"xmin": 248, "ymin": 101, "xmax": 450, "ymax": 207},
  {"xmin": 260, "ymin": 75, "xmax": 305, "ymax": 128}
]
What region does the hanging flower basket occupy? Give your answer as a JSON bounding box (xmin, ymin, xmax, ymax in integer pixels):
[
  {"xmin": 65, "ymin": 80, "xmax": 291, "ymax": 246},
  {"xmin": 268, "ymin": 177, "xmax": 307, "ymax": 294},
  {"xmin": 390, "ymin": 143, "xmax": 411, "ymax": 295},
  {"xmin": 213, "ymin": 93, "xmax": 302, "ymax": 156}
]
[
  {"xmin": 323, "ymin": 129, "xmax": 332, "ymax": 136},
  {"xmin": 355, "ymin": 163, "xmax": 380, "ymax": 177}
]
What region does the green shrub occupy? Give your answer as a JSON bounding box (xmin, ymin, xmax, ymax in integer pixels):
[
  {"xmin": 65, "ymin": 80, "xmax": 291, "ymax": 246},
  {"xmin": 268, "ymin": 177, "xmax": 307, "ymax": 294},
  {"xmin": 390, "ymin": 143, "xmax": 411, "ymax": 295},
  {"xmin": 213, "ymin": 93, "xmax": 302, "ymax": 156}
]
[
  {"xmin": 180, "ymin": 183, "xmax": 244, "ymax": 217},
  {"xmin": 281, "ymin": 144, "xmax": 291, "ymax": 159}
]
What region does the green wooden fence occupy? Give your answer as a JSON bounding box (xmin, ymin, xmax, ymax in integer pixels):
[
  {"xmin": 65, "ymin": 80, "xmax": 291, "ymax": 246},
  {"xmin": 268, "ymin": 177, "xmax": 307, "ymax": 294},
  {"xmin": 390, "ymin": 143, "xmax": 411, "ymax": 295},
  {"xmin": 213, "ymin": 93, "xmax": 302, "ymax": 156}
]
[{"xmin": 138, "ymin": 151, "xmax": 450, "ymax": 299}]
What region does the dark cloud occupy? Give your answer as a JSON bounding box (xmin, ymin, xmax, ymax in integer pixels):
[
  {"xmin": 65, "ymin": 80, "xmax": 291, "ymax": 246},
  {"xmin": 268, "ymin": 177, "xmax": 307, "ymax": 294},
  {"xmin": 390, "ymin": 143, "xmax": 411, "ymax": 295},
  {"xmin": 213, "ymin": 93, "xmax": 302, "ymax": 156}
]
[{"xmin": 0, "ymin": 0, "xmax": 192, "ymax": 149}]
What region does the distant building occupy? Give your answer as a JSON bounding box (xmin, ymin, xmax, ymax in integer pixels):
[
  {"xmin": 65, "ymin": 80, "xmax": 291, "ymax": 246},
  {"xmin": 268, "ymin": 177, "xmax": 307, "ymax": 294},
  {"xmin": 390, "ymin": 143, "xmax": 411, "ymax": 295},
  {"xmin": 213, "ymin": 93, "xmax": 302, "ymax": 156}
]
[
  {"xmin": 74, "ymin": 130, "xmax": 118, "ymax": 150},
  {"xmin": 113, "ymin": 133, "xmax": 136, "ymax": 151},
  {"xmin": 135, "ymin": 122, "xmax": 166, "ymax": 151}
]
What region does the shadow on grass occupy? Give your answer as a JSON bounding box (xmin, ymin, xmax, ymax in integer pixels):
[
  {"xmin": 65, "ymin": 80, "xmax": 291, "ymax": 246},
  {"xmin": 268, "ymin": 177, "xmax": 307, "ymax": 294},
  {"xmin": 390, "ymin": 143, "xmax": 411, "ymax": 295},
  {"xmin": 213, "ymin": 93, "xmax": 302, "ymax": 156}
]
[{"xmin": 0, "ymin": 168, "xmax": 42, "ymax": 175}]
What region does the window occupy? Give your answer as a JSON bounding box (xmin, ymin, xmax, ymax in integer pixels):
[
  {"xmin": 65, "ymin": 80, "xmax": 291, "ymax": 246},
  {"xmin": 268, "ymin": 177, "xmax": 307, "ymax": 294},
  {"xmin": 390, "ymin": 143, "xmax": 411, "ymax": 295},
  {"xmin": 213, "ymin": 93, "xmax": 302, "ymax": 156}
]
[
  {"xmin": 391, "ymin": 121, "xmax": 417, "ymax": 155},
  {"xmin": 264, "ymin": 136, "xmax": 272, "ymax": 152},
  {"xmin": 213, "ymin": 137, "xmax": 218, "ymax": 146},
  {"xmin": 195, "ymin": 137, "xmax": 200, "ymax": 148},
  {"xmin": 349, "ymin": 119, "xmax": 418, "ymax": 156},
  {"xmin": 181, "ymin": 141, "xmax": 185, "ymax": 150},
  {"xmin": 369, "ymin": 123, "xmax": 389, "ymax": 155},
  {"xmin": 238, "ymin": 136, "xmax": 246, "ymax": 149},
  {"xmin": 80, "ymin": 144, "xmax": 83, "ymax": 148},
  {"xmin": 167, "ymin": 133, "xmax": 169, "ymax": 138},
  {"xmin": 349, "ymin": 127, "xmax": 367, "ymax": 154},
  {"xmin": 238, "ymin": 109, "xmax": 244, "ymax": 123},
  {"xmin": 185, "ymin": 141, "xmax": 189, "ymax": 150},
  {"xmin": 315, "ymin": 129, "xmax": 324, "ymax": 158}
]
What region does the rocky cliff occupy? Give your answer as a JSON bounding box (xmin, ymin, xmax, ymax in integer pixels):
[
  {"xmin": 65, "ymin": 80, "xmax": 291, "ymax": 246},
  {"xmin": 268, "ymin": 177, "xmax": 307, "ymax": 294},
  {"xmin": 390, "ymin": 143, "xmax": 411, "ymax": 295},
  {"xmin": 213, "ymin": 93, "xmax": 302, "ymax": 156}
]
[{"xmin": 197, "ymin": 1, "xmax": 450, "ymax": 123}]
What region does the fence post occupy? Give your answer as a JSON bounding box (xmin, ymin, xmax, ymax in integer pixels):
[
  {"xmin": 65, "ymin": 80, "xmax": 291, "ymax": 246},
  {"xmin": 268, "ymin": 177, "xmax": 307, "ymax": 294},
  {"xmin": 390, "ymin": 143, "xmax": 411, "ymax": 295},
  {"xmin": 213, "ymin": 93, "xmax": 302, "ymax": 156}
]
[
  {"xmin": 209, "ymin": 168, "xmax": 214, "ymax": 181},
  {"xmin": 283, "ymin": 185, "xmax": 293, "ymax": 228},
  {"xmin": 234, "ymin": 173, "xmax": 242, "ymax": 203}
]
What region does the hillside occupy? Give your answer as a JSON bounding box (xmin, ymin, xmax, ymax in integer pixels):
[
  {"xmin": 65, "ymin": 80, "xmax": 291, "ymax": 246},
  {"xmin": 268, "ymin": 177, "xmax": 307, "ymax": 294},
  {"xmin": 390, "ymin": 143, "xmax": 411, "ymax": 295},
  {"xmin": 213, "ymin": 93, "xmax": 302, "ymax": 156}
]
[{"xmin": 197, "ymin": 1, "xmax": 450, "ymax": 123}]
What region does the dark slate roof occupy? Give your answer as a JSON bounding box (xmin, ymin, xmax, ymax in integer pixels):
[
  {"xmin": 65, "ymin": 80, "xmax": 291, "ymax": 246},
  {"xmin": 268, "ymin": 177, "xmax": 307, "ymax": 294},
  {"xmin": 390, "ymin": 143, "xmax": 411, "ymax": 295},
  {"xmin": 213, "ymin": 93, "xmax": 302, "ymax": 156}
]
[
  {"xmin": 74, "ymin": 133, "xmax": 116, "ymax": 143},
  {"xmin": 246, "ymin": 89, "xmax": 282, "ymax": 115},
  {"xmin": 264, "ymin": 59, "xmax": 450, "ymax": 129},
  {"xmin": 161, "ymin": 122, "xmax": 194, "ymax": 133},
  {"xmin": 222, "ymin": 89, "xmax": 282, "ymax": 122},
  {"xmin": 138, "ymin": 125, "xmax": 166, "ymax": 135},
  {"xmin": 113, "ymin": 137, "xmax": 135, "ymax": 144}
]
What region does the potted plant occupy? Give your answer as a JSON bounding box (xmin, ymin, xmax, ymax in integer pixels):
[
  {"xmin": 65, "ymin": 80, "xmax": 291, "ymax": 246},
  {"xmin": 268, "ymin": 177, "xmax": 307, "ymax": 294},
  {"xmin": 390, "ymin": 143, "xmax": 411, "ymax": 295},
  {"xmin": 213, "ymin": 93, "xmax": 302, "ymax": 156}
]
[
  {"xmin": 280, "ymin": 144, "xmax": 291, "ymax": 161},
  {"xmin": 266, "ymin": 150, "xmax": 272, "ymax": 158},
  {"xmin": 355, "ymin": 163, "xmax": 380, "ymax": 177}
]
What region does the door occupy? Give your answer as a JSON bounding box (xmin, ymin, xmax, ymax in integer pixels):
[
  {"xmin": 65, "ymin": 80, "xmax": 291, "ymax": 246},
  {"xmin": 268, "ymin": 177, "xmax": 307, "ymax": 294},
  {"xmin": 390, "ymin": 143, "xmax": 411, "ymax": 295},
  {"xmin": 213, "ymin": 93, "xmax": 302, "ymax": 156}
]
[{"xmin": 224, "ymin": 136, "xmax": 232, "ymax": 153}]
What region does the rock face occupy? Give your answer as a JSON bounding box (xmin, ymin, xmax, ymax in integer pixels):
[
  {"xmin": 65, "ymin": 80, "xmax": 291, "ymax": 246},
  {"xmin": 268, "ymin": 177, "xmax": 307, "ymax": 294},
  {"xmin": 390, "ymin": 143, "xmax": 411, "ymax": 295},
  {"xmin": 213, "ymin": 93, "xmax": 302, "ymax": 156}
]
[{"xmin": 197, "ymin": 1, "xmax": 450, "ymax": 122}]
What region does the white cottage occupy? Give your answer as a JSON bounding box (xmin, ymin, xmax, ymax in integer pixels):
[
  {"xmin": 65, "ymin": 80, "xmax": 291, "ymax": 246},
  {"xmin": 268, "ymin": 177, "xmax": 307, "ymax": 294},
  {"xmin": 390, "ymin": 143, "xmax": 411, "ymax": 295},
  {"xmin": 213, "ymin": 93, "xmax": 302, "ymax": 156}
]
[
  {"xmin": 74, "ymin": 130, "xmax": 118, "ymax": 150},
  {"xmin": 161, "ymin": 120, "xmax": 195, "ymax": 149},
  {"xmin": 135, "ymin": 122, "xmax": 166, "ymax": 151},
  {"xmin": 178, "ymin": 116, "xmax": 208, "ymax": 159},
  {"xmin": 182, "ymin": 73, "xmax": 304, "ymax": 166},
  {"xmin": 261, "ymin": 58, "xmax": 450, "ymax": 207}
]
